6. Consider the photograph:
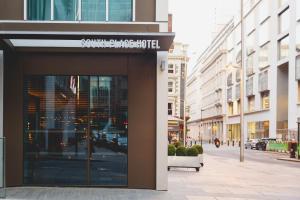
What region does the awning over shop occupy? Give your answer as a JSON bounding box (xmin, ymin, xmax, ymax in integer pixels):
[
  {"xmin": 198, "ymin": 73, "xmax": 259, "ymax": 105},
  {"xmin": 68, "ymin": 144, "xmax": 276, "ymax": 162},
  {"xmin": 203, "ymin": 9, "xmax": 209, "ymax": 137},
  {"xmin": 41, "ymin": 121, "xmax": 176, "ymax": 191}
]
[{"xmin": 0, "ymin": 31, "xmax": 175, "ymax": 52}]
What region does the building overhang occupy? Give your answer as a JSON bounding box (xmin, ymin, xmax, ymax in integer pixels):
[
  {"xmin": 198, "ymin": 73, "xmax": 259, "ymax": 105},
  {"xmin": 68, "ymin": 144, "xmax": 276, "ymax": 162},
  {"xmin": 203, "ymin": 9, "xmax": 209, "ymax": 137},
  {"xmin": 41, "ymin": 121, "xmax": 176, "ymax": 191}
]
[{"xmin": 0, "ymin": 31, "xmax": 175, "ymax": 52}]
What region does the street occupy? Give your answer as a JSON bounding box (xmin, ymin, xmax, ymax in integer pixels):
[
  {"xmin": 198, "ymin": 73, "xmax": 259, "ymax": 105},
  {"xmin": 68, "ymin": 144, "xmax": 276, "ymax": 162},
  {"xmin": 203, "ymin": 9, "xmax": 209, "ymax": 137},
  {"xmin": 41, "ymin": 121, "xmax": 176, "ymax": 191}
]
[{"xmin": 6, "ymin": 144, "xmax": 300, "ymax": 200}]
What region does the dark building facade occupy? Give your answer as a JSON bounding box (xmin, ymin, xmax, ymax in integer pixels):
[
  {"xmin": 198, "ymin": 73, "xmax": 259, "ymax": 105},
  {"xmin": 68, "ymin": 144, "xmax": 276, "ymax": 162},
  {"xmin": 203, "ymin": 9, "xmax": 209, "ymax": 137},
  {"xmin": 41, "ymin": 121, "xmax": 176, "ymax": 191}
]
[{"xmin": 0, "ymin": 0, "xmax": 173, "ymax": 190}]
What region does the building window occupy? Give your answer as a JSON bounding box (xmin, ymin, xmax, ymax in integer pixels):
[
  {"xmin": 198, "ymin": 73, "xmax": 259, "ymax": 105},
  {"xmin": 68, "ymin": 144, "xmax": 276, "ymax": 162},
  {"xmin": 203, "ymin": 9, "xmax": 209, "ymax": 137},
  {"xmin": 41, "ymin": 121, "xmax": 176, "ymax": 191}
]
[
  {"xmin": 246, "ymin": 77, "xmax": 254, "ymax": 96},
  {"xmin": 109, "ymin": 0, "xmax": 132, "ymax": 21},
  {"xmin": 54, "ymin": 0, "xmax": 78, "ymax": 21},
  {"xmin": 258, "ymin": 0, "xmax": 269, "ymax": 23},
  {"xmin": 246, "ymin": 31, "xmax": 255, "ymax": 55},
  {"xmin": 259, "ymin": 70, "xmax": 268, "ymax": 92},
  {"xmin": 228, "ymin": 102, "xmax": 233, "ymax": 115},
  {"xmin": 297, "ymin": 0, "xmax": 300, "ymax": 20},
  {"xmin": 278, "ymin": 8, "xmax": 290, "ymax": 34},
  {"xmin": 168, "ymin": 103, "xmax": 173, "ymax": 115},
  {"xmin": 297, "ymin": 23, "xmax": 300, "ymax": 53},
  {"xmin": 235, "ymin": 84, "xmax": 240, "ymax": 100},
  {"xmin": 82, "ymin": 0, "xmax": 106, "ymax": 21},
  {"xmin": 245, "ymin": 11, "xmax": 255, "ymax": 34},
  {"xmin": 278, "ymin": 0, "xmax": 288, "ymax": 8},
  {"xmin": 227, "ymin": 73, "xmax": 233, "ymax": 86},
  {"xmin": 27, "ymin": 0, "xmax": 133, "ymax": 21},
  {"xmin": 27, "ymin": 0, "xmax": 51, "ymax": 20},
  {"xmin": 259, "ymin": 20, "xmax": 270, "ymax": 46},
  {"xmin": 261, "ymin": 91, "xmax": 270, "ymax": 109},
  {"xmin": 296, "ymin": 55, "xmax": 300, "ymax": 80},
  {"xmin": 227, "ymin": 87, "xmax": 233, "ymax": 102},
  {"xmin": 168, "ymin": 81, "xmax": 174, "ymax": 93},
  {"xmin": 248, "ymin": 96, "xmax": 255, "ymax": 112},
  {"xmin": 237, "ymin": 100, "xmax": 241, "ymax": 114},
  {"xmin": 168, "ymin": 64, "xmax": 174, "ymax": 74},
  {"xmin": 278, "ymin": 35, "xmax": 289, "ymax": 61},
  {"xmin": 246, "ymin": 53, "xmax": 254, "ymax": 76},
  {"xmin": 259, "ymin": 42, "xmax": 269, "ymax": 69},
  {"xmin": 298, "ymin": 81, "xmax": 300, "ymax": 103}
]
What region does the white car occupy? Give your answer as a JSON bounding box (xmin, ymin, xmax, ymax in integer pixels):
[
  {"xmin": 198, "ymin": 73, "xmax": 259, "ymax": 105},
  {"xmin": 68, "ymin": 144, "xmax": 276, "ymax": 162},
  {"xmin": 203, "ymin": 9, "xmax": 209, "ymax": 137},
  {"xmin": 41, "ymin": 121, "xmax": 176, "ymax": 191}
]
[{"xmin": 245, "ymin": 139, "xmax": 259, "ymax": 149}]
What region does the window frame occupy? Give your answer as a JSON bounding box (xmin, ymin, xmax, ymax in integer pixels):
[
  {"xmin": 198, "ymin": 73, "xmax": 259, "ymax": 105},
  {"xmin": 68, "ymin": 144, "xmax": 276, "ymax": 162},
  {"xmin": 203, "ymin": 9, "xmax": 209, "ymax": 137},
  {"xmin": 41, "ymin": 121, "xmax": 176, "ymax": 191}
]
[{"xmin": 25, "ymin": 0, "xmax": 135, "ymax": 22}]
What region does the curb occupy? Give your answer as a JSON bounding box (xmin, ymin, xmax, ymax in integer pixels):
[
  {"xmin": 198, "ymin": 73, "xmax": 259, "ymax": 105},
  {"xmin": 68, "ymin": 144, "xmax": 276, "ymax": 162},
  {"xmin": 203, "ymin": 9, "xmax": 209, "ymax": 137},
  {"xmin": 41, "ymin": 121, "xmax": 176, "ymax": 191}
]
[{"xmin": 277, "ymin": 158, "xmax": 300, "ymax": 163}]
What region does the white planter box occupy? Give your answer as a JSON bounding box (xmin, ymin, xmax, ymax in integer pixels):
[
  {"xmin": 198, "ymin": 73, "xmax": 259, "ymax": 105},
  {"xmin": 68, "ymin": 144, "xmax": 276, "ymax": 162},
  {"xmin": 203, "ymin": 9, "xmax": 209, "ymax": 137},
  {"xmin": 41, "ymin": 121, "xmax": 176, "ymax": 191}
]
[{"xmin": 168, "ymin": 154, "xmax": 203, "ymax": 171}]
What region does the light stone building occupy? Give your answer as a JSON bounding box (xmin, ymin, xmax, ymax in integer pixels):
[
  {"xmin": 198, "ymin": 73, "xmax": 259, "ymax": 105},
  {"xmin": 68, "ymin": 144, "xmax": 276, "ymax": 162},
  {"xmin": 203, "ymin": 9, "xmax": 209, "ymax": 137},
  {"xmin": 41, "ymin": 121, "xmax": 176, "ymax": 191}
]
[
  {"xmin": 187, "ymin": 21, "xmax": 234, "ymax": 142},
  {"xmin": 168, "ymin": 43, "xmax": 188, "ymax": 141},
  {"xmin": 187, "ymin": 0, "xmax": 300, "ymax": 144}
]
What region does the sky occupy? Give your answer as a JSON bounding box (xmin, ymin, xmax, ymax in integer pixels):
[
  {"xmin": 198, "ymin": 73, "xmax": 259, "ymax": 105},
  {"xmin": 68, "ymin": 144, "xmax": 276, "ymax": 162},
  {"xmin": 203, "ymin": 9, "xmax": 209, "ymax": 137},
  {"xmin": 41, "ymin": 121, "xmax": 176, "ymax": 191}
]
[{"xmin": 168, "ymin": 0, "xmax": 240, "ymax": 74}]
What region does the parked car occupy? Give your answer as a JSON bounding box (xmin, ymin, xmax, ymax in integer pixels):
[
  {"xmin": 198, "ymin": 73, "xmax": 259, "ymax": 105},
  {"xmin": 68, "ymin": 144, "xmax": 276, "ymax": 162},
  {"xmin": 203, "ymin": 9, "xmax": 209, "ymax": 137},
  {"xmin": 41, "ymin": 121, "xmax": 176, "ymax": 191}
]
[
  {"xmin": 261, "ymin": 138, "xmax": 276, "ymax": 144},
  {"xmin": 245, "ymin": 139, "xmax": 259, "ymax": 149},
  {"xmin": 255, "ymin": 140, "xmax": 267, "ymax": 151}
]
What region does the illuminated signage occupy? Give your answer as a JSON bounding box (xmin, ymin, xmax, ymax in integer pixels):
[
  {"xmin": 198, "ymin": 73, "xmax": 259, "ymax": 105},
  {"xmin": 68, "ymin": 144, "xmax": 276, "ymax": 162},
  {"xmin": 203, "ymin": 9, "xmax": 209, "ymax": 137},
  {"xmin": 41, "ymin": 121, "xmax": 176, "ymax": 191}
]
[{"xmin": 81, "ymin": 39, "xmax": 160, "ymax": 50}]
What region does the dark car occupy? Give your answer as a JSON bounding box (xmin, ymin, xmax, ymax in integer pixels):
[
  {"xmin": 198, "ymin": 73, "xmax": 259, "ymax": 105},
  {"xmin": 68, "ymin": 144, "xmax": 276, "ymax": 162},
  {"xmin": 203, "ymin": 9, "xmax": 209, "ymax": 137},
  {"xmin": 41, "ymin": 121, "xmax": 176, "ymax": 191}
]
[{"xmin": 255, "ymin": 140, "xmax": 267, "ymax": 151}]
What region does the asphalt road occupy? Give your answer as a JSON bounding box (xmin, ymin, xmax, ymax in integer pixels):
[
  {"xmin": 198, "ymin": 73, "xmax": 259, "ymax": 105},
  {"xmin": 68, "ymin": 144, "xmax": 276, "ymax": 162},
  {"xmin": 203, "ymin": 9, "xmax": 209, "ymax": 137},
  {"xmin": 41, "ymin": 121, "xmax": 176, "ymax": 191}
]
[{"xmin": 203, "ymin": 143, "xmax": 300, "ymax": 168}]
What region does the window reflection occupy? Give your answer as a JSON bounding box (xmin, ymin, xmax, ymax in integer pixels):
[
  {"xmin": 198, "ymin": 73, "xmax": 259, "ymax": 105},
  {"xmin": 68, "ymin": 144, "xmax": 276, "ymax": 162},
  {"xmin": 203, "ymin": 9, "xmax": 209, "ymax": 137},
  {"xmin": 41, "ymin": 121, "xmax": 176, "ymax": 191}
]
[{"xmin": 24, "ymin": 75, "xmax": 128, "ymax": 186}]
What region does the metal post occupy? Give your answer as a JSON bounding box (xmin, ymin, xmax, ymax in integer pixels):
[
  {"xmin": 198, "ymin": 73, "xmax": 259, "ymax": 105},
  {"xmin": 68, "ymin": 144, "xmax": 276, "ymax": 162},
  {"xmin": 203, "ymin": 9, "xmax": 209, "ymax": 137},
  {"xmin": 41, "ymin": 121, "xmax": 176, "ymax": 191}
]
[
  {"xmin": 240, "ymin": 0, "xmax": 245, "ymax": 162},
  {"xmin": 183, "ymin": 55, "xmax": 187, "ymax": 147},
  {"xmin": 298, "ymin": 120, "xmax": 300, "ymax": 160}
]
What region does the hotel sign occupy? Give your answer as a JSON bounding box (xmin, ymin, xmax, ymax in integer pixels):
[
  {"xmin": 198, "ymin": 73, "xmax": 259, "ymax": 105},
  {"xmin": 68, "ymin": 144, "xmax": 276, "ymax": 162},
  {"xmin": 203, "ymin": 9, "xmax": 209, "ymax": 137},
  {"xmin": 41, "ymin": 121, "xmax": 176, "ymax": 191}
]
[{"xmin": 81, "ymin": 39, "xmax": 161, "ymax": 50}]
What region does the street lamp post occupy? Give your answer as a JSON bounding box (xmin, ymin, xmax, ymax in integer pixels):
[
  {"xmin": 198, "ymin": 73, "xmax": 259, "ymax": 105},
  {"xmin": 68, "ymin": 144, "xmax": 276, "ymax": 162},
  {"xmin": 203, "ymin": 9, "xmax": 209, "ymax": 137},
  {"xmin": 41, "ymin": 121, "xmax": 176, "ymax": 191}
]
[
  {"xmin": 297, "ymin": 118, "xmax": 300, "ymax": 159},
  {"xmin": 240, "ymin": 0, "xmax": 245, "ymax": 162}
]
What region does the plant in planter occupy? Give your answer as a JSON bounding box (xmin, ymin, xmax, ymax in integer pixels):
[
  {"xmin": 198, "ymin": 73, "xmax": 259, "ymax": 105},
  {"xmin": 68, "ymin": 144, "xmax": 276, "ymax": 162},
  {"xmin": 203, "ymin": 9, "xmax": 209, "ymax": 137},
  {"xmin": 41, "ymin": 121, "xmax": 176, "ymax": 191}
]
[
  {"xmin": 168, "ymin": 146, "xmax": 202, "ymax": 172},
  {"xmin": 192, "ymin": 145, "xmax": 204, "ymax": 167},
  {"xmin": 168, "ymin": 144, "xmax": 176, "ymax": 156},
  {"xmin": 176, "ymin": 146, "xmax": 187, "ymax": 156},
  {"xmin": 174, "ymin": 141, "xmax": 183, "ymax": 148},
  {"xmin": 186, "ymin": 147, "xmax": 199, "ymax": 156}
]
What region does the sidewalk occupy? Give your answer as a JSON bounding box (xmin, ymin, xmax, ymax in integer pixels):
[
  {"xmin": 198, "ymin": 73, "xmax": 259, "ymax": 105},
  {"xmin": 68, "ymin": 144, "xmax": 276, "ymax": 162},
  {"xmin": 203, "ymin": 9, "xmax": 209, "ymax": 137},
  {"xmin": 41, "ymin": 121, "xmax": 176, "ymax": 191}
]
[{"xmin": 5, "ymin": 151, "xmax": 300, "ymax": 200}]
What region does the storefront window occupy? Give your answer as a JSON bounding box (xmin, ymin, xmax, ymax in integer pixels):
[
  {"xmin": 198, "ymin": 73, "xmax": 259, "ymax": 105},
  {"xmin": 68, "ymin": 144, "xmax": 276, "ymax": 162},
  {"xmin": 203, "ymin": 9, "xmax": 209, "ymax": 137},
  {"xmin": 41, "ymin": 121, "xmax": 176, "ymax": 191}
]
[
  {"xmin": 23, "ymin": 75, "xmax": 128, "ymax": 186},
  {"xmin": 278, "ymin": 8, "xmax": 290, "ymax": 34},
  {"xmin": 27, "ymin": 0, "xmax": 51, "ymax": 20},
  {"xmin": 81, "ymin": 0, "xmax": 106, "ymax": 21},
  {"xmin": 278, "ymin": 35, "xmax": 289, "ymax": 61},
  {"xmin": 54, "ymin": 0, "xmax": 78, "ymax": 21},
  {"xmin": 109, "ymin": 0, "xmax": 132, "ymax": 21}
]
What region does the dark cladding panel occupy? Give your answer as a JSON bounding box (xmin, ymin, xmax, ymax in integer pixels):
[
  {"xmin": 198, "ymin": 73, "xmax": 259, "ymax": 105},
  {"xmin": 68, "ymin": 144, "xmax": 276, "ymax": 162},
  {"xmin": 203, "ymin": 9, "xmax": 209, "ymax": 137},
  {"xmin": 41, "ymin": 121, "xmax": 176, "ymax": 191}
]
[{"xmin": 0, "ymin": 0, "xmax": 24, "ymax": 20}]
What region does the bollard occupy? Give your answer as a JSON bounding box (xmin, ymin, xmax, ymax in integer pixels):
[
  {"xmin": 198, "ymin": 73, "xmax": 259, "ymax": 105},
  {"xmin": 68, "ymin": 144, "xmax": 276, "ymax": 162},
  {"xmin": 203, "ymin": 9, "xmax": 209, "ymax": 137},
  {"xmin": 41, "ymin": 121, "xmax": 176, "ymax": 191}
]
[
  {"xmin": 232, "ymin": 141, "xmax": 235, "ymax": 146},
  {"xmin": 227, "ymin": 140, "xmax": 229, "ymax": 146},
  {"xmin": 239, "ymin": 141, "xmax": 241, "ymax": 147}
]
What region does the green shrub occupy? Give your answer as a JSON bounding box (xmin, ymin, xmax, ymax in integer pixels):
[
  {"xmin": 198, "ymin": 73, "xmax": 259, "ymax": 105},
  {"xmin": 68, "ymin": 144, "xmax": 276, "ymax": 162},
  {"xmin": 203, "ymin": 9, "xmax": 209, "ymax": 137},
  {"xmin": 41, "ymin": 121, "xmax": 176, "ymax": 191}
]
[
  {"xmin": 174, "ymin": 141, "xmax": 183, "ymax": 148},
  {"xmin": 168, "ymin": 144, "xmax": 176, "ymax": 156},
  {"xmin": 186, "ymin": 147, "xmax": 199, "ymax": 156},
  {"xmin": 193, "ymin": 145, "xmax": 203, "ymax": 154},
  {"xmin": 176, "ymin": 146, "xmax": 187, "ymax": 156}
]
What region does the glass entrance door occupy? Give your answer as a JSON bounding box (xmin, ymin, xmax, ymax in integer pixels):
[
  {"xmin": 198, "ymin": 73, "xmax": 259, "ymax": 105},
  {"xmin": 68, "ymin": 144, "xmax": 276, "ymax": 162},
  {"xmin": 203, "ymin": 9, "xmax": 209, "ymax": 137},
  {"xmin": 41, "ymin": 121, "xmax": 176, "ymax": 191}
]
[{"xmin": 23, "ymin": 75, "xmax": 128, "ymax": 186}]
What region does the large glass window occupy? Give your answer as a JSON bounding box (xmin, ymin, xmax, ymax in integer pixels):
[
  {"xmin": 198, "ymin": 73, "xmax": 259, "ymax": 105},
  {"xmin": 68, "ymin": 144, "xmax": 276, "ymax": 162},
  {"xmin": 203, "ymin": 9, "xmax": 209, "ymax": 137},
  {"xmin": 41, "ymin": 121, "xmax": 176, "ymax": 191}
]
[
  {"xmin": 27, "ymin": 0, "xmax": 51, "ymax": 20},
  {"xmin": 246, "ymin": 53, "xmax": 255, "ymax": 76},
  {"xmin": 81, "ymin": 0, "xmax": 106, "ymax": 21},
  {"xmin": 258, "ymin": 0, "xmax": 269, "ymax": 23},
  {"xmin": 24, "ymin": 75, "xmax": 128, "ymax": 186},
  {"xmin": 278, "ymin": 35, "xmax": 289, "ymax": 61},
  {"xmin": 54, "ymin": 0, "xmax": 78, "ymax": 21},
  {"xmin": 278, "ymin": 8, "xmax": 290, "ymax": 34},
  {"xmin": 109, "ymin": 0, "xmax": 132, "ymax": 21},
  {"xmin": 246, "ymin": 31, "xmax": 255, "ymax": 55}
]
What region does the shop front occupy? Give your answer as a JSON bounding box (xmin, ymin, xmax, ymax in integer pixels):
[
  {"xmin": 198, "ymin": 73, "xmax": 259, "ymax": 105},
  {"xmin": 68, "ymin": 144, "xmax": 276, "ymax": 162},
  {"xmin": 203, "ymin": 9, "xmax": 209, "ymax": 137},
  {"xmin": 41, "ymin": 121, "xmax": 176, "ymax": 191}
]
[{"xmin": 0, "ymin": 32, "xmax": 174, "ymax": 189}]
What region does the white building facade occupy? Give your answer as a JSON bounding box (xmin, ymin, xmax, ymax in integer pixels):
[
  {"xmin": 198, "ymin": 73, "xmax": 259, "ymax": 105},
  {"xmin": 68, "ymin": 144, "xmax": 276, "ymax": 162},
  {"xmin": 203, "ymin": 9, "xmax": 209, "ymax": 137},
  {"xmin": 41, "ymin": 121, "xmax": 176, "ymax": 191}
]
[
  {"xmin": 188, "ymin": 0, "xmax": 300, "ymax": 143},
  {"xmin": 187, "ymin": 22, "xmax": 234, "ymax": 143}
]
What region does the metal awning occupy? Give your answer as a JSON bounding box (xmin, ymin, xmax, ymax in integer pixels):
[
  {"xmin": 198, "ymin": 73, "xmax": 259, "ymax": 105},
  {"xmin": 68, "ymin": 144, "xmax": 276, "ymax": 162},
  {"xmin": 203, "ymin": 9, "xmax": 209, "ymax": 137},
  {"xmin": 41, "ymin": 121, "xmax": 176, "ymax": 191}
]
[{"xmin": 0, "ymin": 31, "xmax": 175, "ymax": 52}]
